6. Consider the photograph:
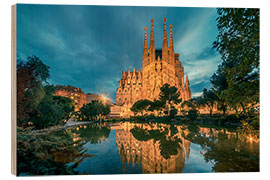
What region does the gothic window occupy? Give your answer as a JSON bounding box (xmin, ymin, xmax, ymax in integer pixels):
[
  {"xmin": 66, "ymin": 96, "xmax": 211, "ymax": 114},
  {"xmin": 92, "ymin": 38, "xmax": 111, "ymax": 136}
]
[
  {"xmin": 125, "ymin": 98, "xmax": 127, "ymax": 101},
  {"xmin": 125, "ymin": 89, "xmax": 127, "ymax": 92},
  {"xmin": 119, "ymin": 90, "xmax": 121, "ymax": 92}
]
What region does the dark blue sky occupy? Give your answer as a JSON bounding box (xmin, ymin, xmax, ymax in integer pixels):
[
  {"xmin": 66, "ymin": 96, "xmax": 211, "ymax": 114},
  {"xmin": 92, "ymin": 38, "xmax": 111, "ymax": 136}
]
[{"xmin": 17, "ymin": 4, "xmax": 222, "ymax": 102}]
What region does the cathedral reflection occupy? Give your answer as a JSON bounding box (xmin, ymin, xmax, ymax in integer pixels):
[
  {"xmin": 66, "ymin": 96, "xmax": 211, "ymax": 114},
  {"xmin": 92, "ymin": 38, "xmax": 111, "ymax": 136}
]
[{"xmin": 112, "ymin": 122, "xmax": 191, "ymax": 173}]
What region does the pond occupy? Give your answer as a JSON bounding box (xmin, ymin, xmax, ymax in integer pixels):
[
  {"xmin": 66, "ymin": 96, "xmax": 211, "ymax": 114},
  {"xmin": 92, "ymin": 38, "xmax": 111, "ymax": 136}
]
[{"xmin": 54, "ymin": 121, "xmax": 259, "ymax": 174}]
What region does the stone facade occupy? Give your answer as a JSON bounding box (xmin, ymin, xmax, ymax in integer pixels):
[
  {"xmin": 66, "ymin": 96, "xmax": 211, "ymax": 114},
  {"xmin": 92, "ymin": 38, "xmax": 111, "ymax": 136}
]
[{"xmin": 116, "ymin": 18, "xmax": 191, "ymax": 110}]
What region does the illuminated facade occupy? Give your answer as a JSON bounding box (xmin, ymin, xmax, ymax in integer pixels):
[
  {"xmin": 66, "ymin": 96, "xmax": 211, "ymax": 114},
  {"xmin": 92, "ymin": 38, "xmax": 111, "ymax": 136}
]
[
  {"xmin": 55, "ymin": 85, "xmax": 86, "ymax": 111},
  {"xmin": 116, "ymin": 18, "xmax": 191, "ymax": 111}
]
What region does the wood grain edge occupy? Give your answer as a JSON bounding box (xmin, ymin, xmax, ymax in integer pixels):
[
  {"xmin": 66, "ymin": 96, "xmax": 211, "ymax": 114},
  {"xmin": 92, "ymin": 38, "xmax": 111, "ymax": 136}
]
[{"xmin": 11, "ymin": 4, "xmax": 17, "ymax": 176}]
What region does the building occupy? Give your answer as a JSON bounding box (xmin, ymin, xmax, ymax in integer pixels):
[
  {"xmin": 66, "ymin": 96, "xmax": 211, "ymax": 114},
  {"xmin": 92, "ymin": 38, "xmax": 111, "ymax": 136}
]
[
  {"xmin": 86, "ymin": 93, "xmax": 102, "ymax": 104},
  {"xmin": 116, "ymin": 18, "xmax": 191, "ymax": 114},
  {"xmin": 55, "ymin": 85, "xmax": 87, "ymax": 111}
]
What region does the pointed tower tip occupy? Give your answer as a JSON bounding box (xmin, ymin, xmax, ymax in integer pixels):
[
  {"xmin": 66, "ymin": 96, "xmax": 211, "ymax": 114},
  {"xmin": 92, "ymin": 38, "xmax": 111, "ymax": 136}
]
[
  {"xmin": 185, "ymin": 73, "xmax": 190, "ymax": 86},
  {"xmin": 169, "ymin": 23, "xmax": 174, "ymax": 52},
  {"xmin": 144, "ymin": 27, "xmax": 147, "ymax": 31},
  {"xmin": 162, "ymin": 17, "xmax": 168, "ymax": 61},
  {"xmin": 151, "ymin": 19, "xmax": 154, "ymax": 23}
]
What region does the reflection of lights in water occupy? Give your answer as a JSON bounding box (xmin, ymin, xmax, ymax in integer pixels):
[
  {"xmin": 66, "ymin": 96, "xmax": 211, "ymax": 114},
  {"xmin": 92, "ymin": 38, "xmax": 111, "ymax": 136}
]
[{"xmin": 76, "ymin": 127, "xmax": 79, "ymax": 131}]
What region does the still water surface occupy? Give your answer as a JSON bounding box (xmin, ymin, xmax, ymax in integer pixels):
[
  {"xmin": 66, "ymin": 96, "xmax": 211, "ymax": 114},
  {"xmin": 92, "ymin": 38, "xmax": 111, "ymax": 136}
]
[{"xmin": 59, "ymin": 122, "xmax": 259, "ymax": 174}]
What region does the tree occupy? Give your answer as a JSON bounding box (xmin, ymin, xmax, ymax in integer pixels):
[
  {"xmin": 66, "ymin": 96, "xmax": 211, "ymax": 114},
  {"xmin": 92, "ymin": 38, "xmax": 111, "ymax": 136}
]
[
  {"xmin": 213, "ymin": 8, "xmax": 259, "ymax": 117},
  {"xmin": 17, "ymin": 56, "xmax": 77, "ymax": 129},
  {"xmin": 130, "ymin": 99, "xmax": 152, "ymax": 116},
  {"xmin": 159, "ymin": 83, "xmax": 182, "ymax": 117},
  {"xmin": 29, "ymin": 85, "xmax": 74, "ymax": 129},
  {"xmin": 79, "ymin": 100, "xmax": 110, "ymax": 121},
  {"xmin": 198, "ymin": 88, "xmax": 218, "ymax": 116},
  {"xmin": 210, "ymin": 65, "xmax": 228, "ymax": 115},
  {"xmin": 148, "ymin": 99, "xmax": 166, "ymax": 116},
  {"xmin": 17, "ymin": 56, "xmax": 50, "ymax": 127}
]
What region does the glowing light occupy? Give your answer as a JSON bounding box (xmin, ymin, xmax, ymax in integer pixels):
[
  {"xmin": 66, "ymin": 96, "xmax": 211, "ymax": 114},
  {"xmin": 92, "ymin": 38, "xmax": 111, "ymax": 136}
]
[{"xmin": 101, "ymin": 94, "xmax": 110, "ymax": 104}]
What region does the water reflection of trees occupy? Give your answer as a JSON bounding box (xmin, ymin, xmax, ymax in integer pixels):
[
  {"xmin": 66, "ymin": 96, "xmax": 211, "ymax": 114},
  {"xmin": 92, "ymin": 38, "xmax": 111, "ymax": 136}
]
[
  {"xmin": 50, "ymin": 130, "xmax": 95, "ymax": 170},
  {"xmin": 17, "ymin": 128, "xmax": 92, "ymax": 175},
  {"xmin": 69, "ymin": 123, "xmax": 111, "ymax": 144},
  {"xmin": 130, "ymin": 124, "xmax": 183, "ymax": 160},
  {"xmin": 51, "ymin": 124, "xmax": 111, "ymax": 174},
  {"xmin": 204, "ymin": 131, "xmax": 259, "ymax": 172},
  {"xmin": 17, "ymin": 123, "xmax": 111, "ymax": 176},
  {"xmin": 130, "ymin": 123, "xmax": 259, "ymax": 172},
  {"xmin": 181, "ymin": 124, "xmax": 259, "ymax": 172}
]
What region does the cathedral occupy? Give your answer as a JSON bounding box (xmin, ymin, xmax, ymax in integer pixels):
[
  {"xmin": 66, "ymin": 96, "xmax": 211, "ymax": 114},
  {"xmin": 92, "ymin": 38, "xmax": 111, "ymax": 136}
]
[{"xmin": 116, "ymin": 18, "xmax": 191, "ymax": 110}]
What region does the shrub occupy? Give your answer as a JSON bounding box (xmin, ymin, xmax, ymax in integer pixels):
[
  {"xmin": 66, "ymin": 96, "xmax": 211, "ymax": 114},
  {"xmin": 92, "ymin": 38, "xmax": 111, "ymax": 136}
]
[{"xmin": 187, "ymin": 109, "xmax": 199, "ymax": 120}]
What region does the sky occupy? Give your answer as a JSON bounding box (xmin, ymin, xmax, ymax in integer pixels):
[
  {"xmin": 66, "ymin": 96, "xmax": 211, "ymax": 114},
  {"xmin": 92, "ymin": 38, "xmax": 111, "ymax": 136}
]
[{"xmin": 17, "ymin": 4, "xmax": 222, "ymax": 103}]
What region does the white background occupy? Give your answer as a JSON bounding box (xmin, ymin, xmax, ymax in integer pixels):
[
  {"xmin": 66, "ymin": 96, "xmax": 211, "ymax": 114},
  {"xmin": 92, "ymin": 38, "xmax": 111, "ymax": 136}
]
[{"xmin": 0, "ymin": 0, "xmax": 269, "ymax": 180}]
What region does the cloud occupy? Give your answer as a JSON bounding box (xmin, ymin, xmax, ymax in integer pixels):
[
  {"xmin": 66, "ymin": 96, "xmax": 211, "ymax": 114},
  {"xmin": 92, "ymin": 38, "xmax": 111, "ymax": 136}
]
[
  {"xmin": 192, "ymin": 92, "xmax": 203, "ymax": 98},
  {"xmin": 17, "ymin": 5, "xmax": 220, "ymax": 102}
]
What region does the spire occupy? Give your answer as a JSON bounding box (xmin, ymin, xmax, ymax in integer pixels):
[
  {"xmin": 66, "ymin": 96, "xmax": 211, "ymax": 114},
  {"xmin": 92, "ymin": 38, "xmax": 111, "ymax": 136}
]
[
  {"xmin": 169, "ymin": 24, "xmax": 174, "ymax": 50},
  {"xmin": 149, "ymin": 19, "xmax": 155, "ymax": 63},
  {"xmin": 143, "ymin": 27, "xmax": 148, "ymax": 69},
  {"xmin": 128, "ymin": 68, "xmax": 131, "ymax": 77},
  {"xmin": 162, "ymin": 18, "xmax": 168, "ymax": 62},
  {"xmin": 138, "ymin": 68, "xmax": 142, "ymax": 80},
  {"xmin": 144, "ymin": 27, "xmax": 148, "ymax": 50},
  {"xmin": 182, "ymin": 75, "xmax": 185, "ymax": 88},
  {"xmin": 170, "ymin": 24, "xmax": 175, "ymax": 65},
  {"xmin": 132, "ymin": 68, "xmax": 136, "ymax": 78},
  {"xmin": 185, "ymin": 74, "xmax": 189, "ymax": 87},
  {"xmin": 118, "ymin": 79, "xmax": 122, "ymax": 88}
]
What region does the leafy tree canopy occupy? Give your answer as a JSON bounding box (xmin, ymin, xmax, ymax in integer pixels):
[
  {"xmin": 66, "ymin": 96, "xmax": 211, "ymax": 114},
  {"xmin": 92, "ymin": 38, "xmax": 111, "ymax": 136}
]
[
  {"xmin": 130, "ymin": 99, "xmax": 152, "ymax": 116},
  {"xmin": 79, "ymin": 100, "xmax": 111, "ymax": 121},
  {"xmin": 213, "ymin": 8, "xmax": 259, "ymax": 115}
]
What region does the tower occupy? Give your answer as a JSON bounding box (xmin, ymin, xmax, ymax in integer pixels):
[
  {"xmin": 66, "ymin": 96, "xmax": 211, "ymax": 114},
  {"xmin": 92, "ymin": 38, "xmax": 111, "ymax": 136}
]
[{"xmin": 116, "ymin": 18, "xmax": 191, "ymax": 113}]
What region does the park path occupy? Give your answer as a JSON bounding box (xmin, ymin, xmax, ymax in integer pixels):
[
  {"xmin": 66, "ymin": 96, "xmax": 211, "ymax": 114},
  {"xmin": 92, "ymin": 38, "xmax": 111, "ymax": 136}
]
[
  {"xmin": 63, "ymin": 117, "xmax": 97, "ymax": 128},
  {"xmin": 31, "ymin": 118, "xmax": 98, "ymax": 133}
]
